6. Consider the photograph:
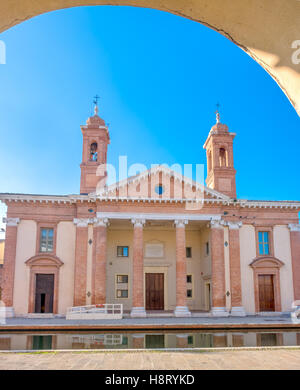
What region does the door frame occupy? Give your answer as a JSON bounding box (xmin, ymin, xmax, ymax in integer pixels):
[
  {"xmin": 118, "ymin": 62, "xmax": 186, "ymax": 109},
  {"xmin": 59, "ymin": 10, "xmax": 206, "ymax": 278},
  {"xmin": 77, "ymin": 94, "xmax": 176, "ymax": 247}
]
[
  {"xmin": 34, "ymin": 273, "xmax": 55, "ymax": 314},
  {"xmin": 144, "ymin": 267, "xmax": 168, "ymax": 310},
  {"xmin": 258, "ymin": 274, "xmax": 275, "ymax": 312},
  {"xmin": 204, "ymin": 281, "xmax": 212, "ymax": 311},
  {"xmin": 250, "ymin": 257, "xmax": 284, "ymax": 313},
  {"xmin": 26, "ymin": 254, "xmax": 63, "ymax": 314},
  {"xmin": 145, "ymin": 273, "xmax": 164, "ymax": 310}
]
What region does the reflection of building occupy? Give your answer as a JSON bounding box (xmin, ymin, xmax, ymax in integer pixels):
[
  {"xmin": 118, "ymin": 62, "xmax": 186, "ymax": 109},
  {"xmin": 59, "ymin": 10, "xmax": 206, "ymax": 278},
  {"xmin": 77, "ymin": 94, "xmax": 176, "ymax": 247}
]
[
  {"xmin": 1, "ymin": 331, "xmax": 300, "ymax": 351},
  {"xmin": 0, "ymin": 239, "xmax": 4, "ymax": 300},
  {"xmin": 0, "ymin": 104, "xmax": 300, "ymax": 318}
]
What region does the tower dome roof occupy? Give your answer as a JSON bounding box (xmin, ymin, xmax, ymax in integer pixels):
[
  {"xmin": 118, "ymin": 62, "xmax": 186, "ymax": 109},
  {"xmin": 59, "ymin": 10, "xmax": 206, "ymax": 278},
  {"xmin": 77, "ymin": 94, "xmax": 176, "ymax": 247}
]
[{"xmin": 86, "ymin": 105, "xmax": 105, "ymax": 126}]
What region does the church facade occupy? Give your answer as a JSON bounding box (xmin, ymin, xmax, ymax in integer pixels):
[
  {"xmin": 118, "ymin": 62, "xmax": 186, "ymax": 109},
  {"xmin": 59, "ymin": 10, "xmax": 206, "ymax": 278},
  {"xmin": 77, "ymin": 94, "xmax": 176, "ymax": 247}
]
[{"xmin": 1, "ymin": 106, "xmax": 300, "ymax": 318}]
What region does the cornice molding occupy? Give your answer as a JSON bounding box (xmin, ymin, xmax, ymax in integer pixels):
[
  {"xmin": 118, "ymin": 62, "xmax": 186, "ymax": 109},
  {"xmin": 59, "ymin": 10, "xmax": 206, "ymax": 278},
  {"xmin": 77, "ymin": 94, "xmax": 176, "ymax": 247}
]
[
  {"xmin": 249, "ymin": 256, "xmax": 284, "ymax": 269},
  {"xmin": 0, "ymin": 193, "xmax": 299, "ymax": 210},
  {"xmin": 25, "ymin": 254, "xmax": 64, "ymax": 268},
  {"xmin": 98, "ymin": 212, "xmax": 222, "ymax": 222}
]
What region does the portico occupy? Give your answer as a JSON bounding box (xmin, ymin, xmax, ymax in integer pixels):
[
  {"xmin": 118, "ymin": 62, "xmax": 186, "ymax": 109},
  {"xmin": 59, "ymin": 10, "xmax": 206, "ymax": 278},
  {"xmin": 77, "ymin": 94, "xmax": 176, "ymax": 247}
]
[{"xmin": 71, "ymin": 211, "xmax": 245, "ymax": 317}]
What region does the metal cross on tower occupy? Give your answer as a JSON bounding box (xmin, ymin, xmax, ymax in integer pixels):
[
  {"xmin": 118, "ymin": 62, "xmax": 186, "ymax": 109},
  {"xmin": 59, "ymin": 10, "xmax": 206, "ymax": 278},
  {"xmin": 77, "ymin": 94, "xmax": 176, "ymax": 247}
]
[
  {"xmin": 93, "ymin": 95, "xmax": 100, "ymax": 106},
  {"xmin": 215, "ymin": 102, "xmax": 221, "ymax": 123}
]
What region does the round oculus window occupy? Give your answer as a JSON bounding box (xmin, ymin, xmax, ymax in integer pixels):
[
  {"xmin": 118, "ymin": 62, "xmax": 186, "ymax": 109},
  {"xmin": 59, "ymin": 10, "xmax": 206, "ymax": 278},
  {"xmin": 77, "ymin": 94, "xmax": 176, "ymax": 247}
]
[{"xmin": 155, "ymin": 184, "xmax": 164, "ymax": 195}]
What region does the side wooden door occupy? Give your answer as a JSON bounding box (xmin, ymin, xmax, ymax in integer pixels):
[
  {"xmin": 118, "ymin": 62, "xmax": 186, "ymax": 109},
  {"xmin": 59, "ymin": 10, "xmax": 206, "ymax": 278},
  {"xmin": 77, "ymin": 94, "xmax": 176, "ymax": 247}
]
[{"xmin": 258, "ymin": 274, "xmax": 275, "ymax": 312}]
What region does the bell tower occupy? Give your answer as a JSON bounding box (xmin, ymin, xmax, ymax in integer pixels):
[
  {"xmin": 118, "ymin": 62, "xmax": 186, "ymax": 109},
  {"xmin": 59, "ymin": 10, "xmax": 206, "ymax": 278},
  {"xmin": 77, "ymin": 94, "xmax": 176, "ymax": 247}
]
[
  {"xmin": 80, "ymin": 102, "xmax": 110, "ymax": 194},
  {"xmin": 203, "ymin": 110, "xmax": 237, "ymax": 198}
]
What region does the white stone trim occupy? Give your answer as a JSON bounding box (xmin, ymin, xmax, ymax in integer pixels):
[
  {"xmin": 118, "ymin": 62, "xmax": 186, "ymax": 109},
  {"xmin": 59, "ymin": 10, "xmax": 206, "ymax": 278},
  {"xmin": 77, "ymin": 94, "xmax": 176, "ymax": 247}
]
[
  {"xmin": 288, "ymin": 224, "xmax": 300, "ymax": 232},
  {"xmin": 174, "ymin": 306, "xmax": 191, "ymax": 317},
  {"xmin": 94, "ymin": 217, "xmax": 109, "ymax": 227},
  {"xmin": 3, "ymin": 217, "xmax": 20, "ymax": 227},
  {"xmin": 210, "ymin": 219, "xmax": 225, "ymax": 229},
  {"xmin": 211, "ymin": 307, "xmax": 230, "ymax": 317},
  {"xmin": 98, "ymin": 212, "xmax": 222, "ymax": 222},
  {"xmin": 230, "ymin": 306, "xmax": 246, "ymax": 317},
  {"xmin": 73, "ymin": 218, "xmax": 94, "ymax": 227},
  {"xmin": 174, "ymin": 219, "xmax": 188, "ymax": 228},
  {"xmin": 130, "ymin": 307, "xmax": 147, "ymax": 318},
  {"xmin": 0, "ymin": 306, "xmax": 15, "ymax": 318},
  {"xmin": 224, "ymin": 221, "xmax": 243, "ymax": 230},
  {"xmin": 131, "ymin": 218, "xmax": 146, "ymax": 227},
  {"xmin": 81, "ymin": 125, "xmax": 108, "ymax": 130}
]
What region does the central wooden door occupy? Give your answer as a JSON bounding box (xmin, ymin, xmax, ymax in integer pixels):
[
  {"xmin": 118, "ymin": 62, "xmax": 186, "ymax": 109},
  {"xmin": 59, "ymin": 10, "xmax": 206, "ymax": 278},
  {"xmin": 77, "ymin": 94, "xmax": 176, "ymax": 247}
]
[
  {"xmin": 35, "ymin": 274, "xmax": 54, "ymax": 313},
  {"xmin": 146, "ymin": 273, "xmax": 164, "ymax": 310},
  {"xmin": 258, "ymin": 274, "xmax": 275, "ymax": 312}
]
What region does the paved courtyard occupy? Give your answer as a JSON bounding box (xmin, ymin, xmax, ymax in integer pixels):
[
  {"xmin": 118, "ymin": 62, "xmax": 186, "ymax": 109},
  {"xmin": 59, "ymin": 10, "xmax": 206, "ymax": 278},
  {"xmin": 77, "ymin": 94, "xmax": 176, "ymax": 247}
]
[{"xmin": 0, "ymin": 349, "xmax": 300, "ymax": 370}]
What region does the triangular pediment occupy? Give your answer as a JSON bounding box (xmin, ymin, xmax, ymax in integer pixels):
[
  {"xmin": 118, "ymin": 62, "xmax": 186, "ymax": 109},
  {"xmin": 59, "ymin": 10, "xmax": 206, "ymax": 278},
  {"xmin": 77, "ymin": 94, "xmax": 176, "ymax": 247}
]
[{"xmin": 93, "ymin": 165, "xmax": 231, "ymax": 201}]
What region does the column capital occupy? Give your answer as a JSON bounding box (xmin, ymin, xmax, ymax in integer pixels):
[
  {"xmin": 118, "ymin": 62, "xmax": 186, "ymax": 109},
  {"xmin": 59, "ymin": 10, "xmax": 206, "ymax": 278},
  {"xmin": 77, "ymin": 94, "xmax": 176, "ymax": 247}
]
[
  {"xmin": 73, "ymin": 218, "xmax": 93, "ymax": 227},
  {"xmin": 131, "ymin": 218, "xmax": 146, "ymax": 228},
  {"xmin": 224, "ymin": 221, "xmax": 243, "ymax": 230},
  {"xmin": 288, "ymin": 224, "xmax": 300, "ymax": 232},
  {"xmin": 174, "ymin": 219, "xmax": 188, "ymax": 228},
  {"xmin": 209, "ymin": 219, "xmax": 224, "ymax": 229},
  {"xmin": 3, "ymin": 217, "xmax": 20, "ymax": 227},
  {"xmin": 94, "ymin": 217, "xmax": 109, "ymax": 227}
]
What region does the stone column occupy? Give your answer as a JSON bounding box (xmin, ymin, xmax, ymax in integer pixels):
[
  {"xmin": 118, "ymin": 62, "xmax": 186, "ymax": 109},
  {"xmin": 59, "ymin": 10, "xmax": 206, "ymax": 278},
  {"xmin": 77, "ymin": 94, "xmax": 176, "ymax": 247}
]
[
  {"xmin": 1, "ymin": 218, "xmax": 20, "ymax": 317},
  {"xmin": 92, "ymin": 218, "xmax": 109, "ymax": 305},
  {"xmin": 73, "ymin": 218, "xmax": 90, "ymax": 307},
  {"xmin": 228, "ymin": 222, "xmax": 246, "ymax": 316},
  {"xmin": 130, "ymin": 218, "xmax": 146, "ymax": 317},
  {"xmin": 174, "ymin": 219, "xmax": 191, "ymax": 317},
  {"xmin": 288, "ymin": 224, "xmax": 300, "ymax": 301},
  {"xmin": 210, "ymin": 220, "xmax": 229, "ymax": 317}
]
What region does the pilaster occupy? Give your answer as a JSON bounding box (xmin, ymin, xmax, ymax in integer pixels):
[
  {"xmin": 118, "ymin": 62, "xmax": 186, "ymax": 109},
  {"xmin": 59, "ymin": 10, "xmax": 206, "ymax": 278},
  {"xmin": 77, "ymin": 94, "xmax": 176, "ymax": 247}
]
[
  {"xmin": 1, "ymin": 217, "xmax": 20, "ymax": 317},
  {"xmin": 288, "ymin": 224, "xmax": 300, "ymax": 301}
]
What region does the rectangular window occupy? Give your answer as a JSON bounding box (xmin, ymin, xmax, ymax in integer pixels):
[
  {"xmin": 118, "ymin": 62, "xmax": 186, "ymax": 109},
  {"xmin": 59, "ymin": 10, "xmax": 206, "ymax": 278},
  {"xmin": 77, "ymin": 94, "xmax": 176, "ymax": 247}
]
[
  {"xmin": 117, "ymin": 246, "xmax": 129, "ymax": 257},
  {"xmin": 187, "ymin": 289, "xmax": 193, "ymax": 298},
  {"xmin": 117, "ymin": 275, "xmax": 128, "ymax": 284},
  {"xmin": 116, "ymin": 289, "xmax": 128, "ymax": 298},
  {"xmin": 187, "ymin": 275, "xmax": 192, "ymax": 284},
  {"xmin": 186, "ymin": 247, "xmax": 192, "ymax": 258},
  {"xmin": 258, "ymin": 232, "xmax": 270, "ymax": 255},
  {"xmin": 205, "ymin": 242, "xmax": 209, "ymax": 255},
  {"xmin": 39, "ymin": 228, "xmax": 54, "ymax": 252},
  {"xmin": 187, "ymin": 336, "xmax": 194, "ymax": 345}
]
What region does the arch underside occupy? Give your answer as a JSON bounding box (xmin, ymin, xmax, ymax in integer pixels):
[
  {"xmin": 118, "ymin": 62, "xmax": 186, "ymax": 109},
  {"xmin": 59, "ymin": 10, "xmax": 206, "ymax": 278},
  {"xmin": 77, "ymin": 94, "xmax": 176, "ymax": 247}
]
[{"xmin": 0, "ymin": 0, "xmax": 299, "ymax": 116}]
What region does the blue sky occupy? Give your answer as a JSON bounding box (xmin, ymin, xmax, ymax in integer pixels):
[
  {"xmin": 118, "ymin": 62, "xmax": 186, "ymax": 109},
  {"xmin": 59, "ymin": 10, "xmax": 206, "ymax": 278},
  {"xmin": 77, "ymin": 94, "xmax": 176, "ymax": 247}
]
[{"xmin": 0, "ymin": 6, "xmax": 299, "ymax": 235}]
